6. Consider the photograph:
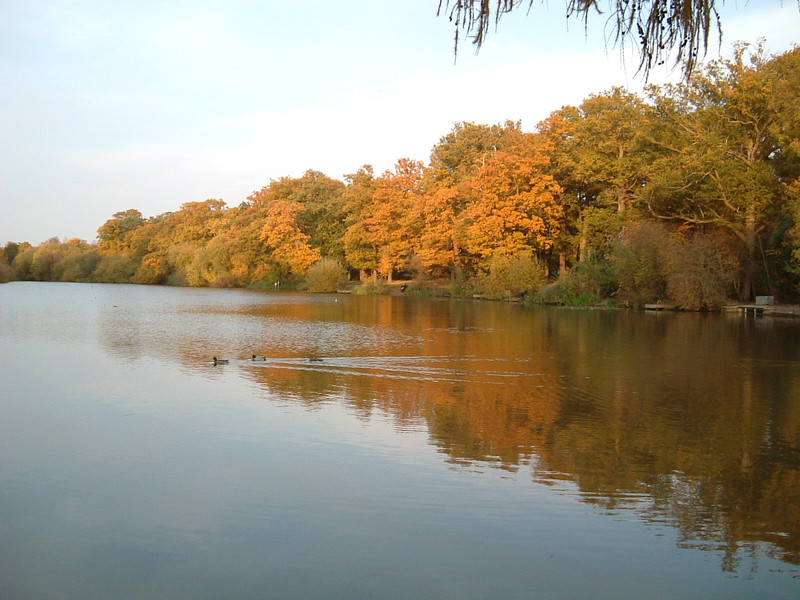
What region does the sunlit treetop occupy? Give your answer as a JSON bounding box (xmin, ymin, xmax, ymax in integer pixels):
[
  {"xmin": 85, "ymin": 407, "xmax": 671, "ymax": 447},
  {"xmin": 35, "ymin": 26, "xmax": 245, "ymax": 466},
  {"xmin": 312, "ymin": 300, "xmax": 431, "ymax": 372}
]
[{"xmin": 438, "ymin": 0, "xmax": 739, "ymax": 79}]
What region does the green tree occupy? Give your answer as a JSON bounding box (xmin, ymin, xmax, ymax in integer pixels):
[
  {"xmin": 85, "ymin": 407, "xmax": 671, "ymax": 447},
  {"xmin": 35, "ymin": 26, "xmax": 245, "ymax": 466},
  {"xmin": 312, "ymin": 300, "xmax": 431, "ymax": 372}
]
[
  {"xmin": 427, "ymin": 121, "xmax": 518, "ymax": 189},
  {"xmin": 539, "ymin": 90, "xmax": 654, "ymax": 266},
  {"xmin": 645, "ymin": 44, "xmax": 785, "ymax": 300},
  {"xmin": 566, "ymin": 88, "xmax": 652, "ymax": 215},
  {"xmin": 766, "ymin": 48, "xmax": 800, "ymax": 292},
  {"xmin": 2, "ymin": 242, "xmax": 21, "ymax": 265}
]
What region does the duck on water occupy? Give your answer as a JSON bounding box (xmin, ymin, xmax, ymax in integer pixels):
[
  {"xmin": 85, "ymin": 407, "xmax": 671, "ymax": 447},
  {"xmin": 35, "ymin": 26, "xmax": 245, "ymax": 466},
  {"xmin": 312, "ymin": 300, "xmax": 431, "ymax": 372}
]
[{"xmin": 215, "ymin": 355, "xmax": 324, "ymax": 365}]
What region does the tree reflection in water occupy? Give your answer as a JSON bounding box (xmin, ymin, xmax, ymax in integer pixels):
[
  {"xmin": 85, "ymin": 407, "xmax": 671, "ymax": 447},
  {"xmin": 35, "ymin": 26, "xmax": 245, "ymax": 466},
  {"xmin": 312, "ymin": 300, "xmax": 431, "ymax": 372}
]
[{"xmin": 225, "ymin": 298, "xmax": 800, "ymax": 572}]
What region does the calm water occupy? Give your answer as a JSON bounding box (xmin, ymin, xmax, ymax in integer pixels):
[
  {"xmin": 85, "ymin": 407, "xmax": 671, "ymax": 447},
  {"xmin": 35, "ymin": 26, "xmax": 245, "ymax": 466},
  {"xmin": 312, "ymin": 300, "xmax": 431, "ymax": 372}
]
[{"xmin": 1, "ymin": 282, "xmax": 799, "ymax": 599}]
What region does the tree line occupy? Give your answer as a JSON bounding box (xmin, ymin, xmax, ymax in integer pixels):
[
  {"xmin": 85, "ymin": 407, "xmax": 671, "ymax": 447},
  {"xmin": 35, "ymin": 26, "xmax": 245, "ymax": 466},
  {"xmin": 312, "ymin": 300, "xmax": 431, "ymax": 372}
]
[{"xmin": 3, "ymin": 44, "xmax": 800, "ymax": 309}]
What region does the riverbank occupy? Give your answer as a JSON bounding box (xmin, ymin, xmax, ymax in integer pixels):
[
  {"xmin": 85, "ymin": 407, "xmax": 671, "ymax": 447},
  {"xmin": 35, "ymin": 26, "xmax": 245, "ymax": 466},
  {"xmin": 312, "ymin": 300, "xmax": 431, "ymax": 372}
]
[
  {"xmin": 384, "ymin": 279, "xmax": 800, "ymax": 317},
  {"xmin": 722, "ymin": 303, "xmax": 800, "ymax": 317}
]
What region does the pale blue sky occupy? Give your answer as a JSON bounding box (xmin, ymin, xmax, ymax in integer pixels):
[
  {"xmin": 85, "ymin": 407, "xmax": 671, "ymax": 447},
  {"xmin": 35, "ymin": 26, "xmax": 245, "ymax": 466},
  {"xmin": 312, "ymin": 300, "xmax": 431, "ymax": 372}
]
[{"xmin": 1, "ymin": 1, "xmax": 798, "ymax": 245}]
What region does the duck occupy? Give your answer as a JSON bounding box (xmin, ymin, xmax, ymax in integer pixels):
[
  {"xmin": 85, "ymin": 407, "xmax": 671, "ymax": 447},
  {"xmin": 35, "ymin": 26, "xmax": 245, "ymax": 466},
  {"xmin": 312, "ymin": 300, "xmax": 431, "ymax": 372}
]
[
  {"xmin": 251, "ymin": 354, "xmax": 267, "ymax": 361},
  {"xmin": 213, "ymin": 356, "xmax": 229, "ymax": 365}
]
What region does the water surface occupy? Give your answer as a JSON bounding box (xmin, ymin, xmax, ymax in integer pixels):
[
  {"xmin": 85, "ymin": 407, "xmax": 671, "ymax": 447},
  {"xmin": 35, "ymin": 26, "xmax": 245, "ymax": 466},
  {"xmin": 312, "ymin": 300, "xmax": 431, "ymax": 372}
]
[{"xmin": 1, "ymin": 282, "xmax": 799, "ymax": 599}]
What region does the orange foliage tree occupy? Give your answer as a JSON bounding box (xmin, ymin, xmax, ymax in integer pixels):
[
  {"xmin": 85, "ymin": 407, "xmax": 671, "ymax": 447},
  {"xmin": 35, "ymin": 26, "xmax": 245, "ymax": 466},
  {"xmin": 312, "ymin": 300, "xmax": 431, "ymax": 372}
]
[
  {"xmin": 358, "ymin": 159, "xmax": 425, "ymax": 282},
  {"xmin": 464, "ymin": 131, "xmax": 563, "ymax": 262},
  {"xmin": 343, "ymin": 165, "xmax": 379, "ymax": 279},
  {"xmin": 259, "ymin": 199, "xmax": 321, "ymax": 276}
]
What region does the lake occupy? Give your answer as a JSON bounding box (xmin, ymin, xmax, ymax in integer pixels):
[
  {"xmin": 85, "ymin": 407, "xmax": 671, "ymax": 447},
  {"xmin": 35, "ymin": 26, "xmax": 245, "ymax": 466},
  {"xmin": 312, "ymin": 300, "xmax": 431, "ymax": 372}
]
[{"xmin": 1, "ymin": 281, "xmax": 799, "ymax": 599}]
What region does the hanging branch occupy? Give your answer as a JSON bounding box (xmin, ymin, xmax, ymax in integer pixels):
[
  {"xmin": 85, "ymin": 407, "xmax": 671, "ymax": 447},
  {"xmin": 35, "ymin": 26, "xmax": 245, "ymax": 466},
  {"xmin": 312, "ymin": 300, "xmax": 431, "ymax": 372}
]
[{"xmin": 437, "ymin": 0, "xmax": 726, "ymax": 79}]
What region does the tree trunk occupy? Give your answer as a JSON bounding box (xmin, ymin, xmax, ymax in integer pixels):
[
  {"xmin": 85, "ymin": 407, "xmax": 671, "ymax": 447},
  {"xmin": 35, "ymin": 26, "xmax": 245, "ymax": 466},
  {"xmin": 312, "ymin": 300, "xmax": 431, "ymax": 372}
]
[
  {"xmin": 617, "ymin": 190, "xmax": 626, "ymax": 213},
  {"xmin": 741, "ymin": 214, "xmax": 757, "ymax": 302},
  {"xmin": 579, "ymin": 215, "xmax": 588, "ymax": 263},
  {"xmin": 617, "ymin": 143, "xmax": 626, "ymax": 213}
]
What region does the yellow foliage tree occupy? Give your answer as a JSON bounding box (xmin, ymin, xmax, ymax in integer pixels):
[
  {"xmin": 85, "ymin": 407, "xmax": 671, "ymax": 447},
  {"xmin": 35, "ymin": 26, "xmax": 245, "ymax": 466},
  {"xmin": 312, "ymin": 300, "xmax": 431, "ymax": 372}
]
[{"xmin": 260, "ymin": 199, "xmax": 321, "ymax": 276}]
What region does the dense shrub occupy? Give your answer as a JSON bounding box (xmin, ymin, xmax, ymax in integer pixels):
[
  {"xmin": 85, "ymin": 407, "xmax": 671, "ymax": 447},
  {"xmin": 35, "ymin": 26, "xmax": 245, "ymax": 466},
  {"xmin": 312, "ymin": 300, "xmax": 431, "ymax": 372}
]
[
  {"xmin": 403, "ymin": 283, "xmax": 450, "ymax": 297},
  {"xmin": 93, "ymin": 254, "xmax": 136, "ymax": 283},
  {"xmin": 582, "ymin": 207, "xmax": 626, "ymax": 259},
  {"xmin": 474, "ymin": 253, "xmax": 547, "ymax": 299},
  {"xmin": 58, "ymin": 249, "xmax": 101, "ymax": 282},
  {"xmin": 247, "ymin": 271, "xmax": 286, "ymax": 290},
  {"xmin": 610, "ymin": 221, "xmax": 671, "ymax": 305},
  {"xmin": 0, "ymin": 262, "xmax": 13, "ymax": 283},
  {"xmin": 664, "ymin": 231, "xmax": 737, "ymax": 310},
  {"xmin": 8, "ymin": 239, "xmax": 100, "ymax": 282},
  {"xmin": 532, "ymin": 259, "xmax": 617, "ymax": 306},
  {"xmin": 30, "ymin": 244, "xmax": 59, "ymax": 280},
  {"xmin": 11, "ymin": 247, "xmax": 34, "ymax": 279},
  {"xmin": 353, "ymin": 277, "xmax": 386, "ymax": 295},
  {"xmin": 445, "ymin": 266, "xmax": 473, "ymax": 298},
  {"xmin": 133, "ymin": 254, "xmax": 170, "ymax": 285},
  {"xmin": 304, "ymin": 258, "xmax": 349, "ymax": 292},
  {"xmin": 561, "ymin": 259, "xmax": 617, "ymax": 301}
]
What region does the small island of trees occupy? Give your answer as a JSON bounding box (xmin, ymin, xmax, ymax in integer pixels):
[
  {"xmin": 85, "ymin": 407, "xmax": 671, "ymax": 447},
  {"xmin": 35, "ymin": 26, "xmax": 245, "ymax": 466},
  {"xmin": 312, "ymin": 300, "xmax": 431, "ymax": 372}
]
[{"xmin": 3, "ymin": 44, "xmax": 800, "ymax": 310}]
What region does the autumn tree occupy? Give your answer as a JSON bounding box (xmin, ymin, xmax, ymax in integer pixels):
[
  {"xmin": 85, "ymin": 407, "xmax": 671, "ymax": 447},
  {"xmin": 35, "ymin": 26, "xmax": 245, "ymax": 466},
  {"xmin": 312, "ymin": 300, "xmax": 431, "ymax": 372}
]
[
  {"xmin": 427, "ymin": 121, "xmax": 517, "ymax": 189},
  {"xmin": 413, "ymin": 186, "xmax": 463, "ymax": 276},
  {"xmin": 645, "ymin": 43, "xmax": 786, "ymax": 300},
  {"xmin": 97, "ymin": 209, "xmax": 145, "ymax": 255},
  {"xmin": 362, "ymin": 159, "xmax": 426, "ymax": 282},
  {"xmin": 538, "ymin": 89, "xmax": 655, "ymax": 267},
  {"xmin": 170, "ymin": 199, "xmax": 228, "ymax": 243},
  {"xmin": 252, "ymin": 170, "xmax": 347, "ymax": 260},
  {"xmin": 342, "ymin": 165, "xmax": 379, "ymax": 279},
  {"xmin": 2, "ymin": 242, "xmax": 22, "ymax": 265},
  {"xmin": 259, "ymin": 198, "xmax": 321, "ymax": 277},
  {"xmin": 463, "ymin": 129, "xmax": 563, "ymax": 263},
  {"xmin": 420, "ymin": 121, "xmax": 521, "ymax": 274},
  {"xmin": 766, "ymin": 48, "xmax": 800, "ymax": 290}
]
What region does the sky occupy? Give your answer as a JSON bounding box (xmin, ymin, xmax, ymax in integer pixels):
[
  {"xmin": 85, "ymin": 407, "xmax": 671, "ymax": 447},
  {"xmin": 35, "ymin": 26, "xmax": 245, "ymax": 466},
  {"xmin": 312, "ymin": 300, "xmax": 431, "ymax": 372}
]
[{"xmin": 1, "ymin": 1, "xmax": 799, "ymax": 245}]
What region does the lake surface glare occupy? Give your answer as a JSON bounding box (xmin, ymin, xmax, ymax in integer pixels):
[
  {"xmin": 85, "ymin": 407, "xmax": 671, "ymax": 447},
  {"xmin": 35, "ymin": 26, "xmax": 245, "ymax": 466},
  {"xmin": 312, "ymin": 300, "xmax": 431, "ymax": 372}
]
[{"xmin": 1, "ymin": 282, "xmax": 799, "ymax": 599}]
